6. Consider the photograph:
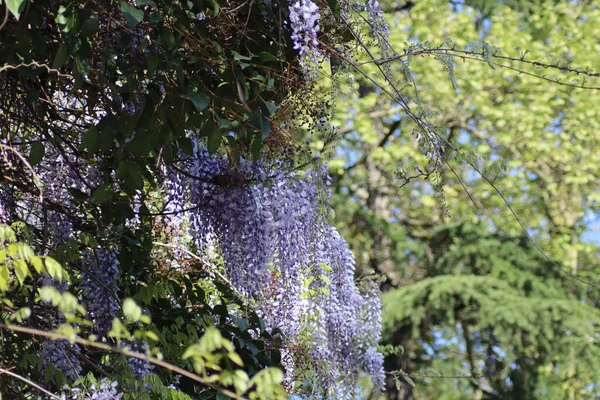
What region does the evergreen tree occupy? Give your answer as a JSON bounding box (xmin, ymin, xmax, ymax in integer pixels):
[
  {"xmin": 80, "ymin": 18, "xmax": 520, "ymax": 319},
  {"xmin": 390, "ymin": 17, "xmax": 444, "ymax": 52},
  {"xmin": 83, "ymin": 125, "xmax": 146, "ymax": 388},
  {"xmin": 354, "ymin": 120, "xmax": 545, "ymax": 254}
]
[{"xmin": 382, "ymin": 223, "xmax": 600, "ymax": 399}]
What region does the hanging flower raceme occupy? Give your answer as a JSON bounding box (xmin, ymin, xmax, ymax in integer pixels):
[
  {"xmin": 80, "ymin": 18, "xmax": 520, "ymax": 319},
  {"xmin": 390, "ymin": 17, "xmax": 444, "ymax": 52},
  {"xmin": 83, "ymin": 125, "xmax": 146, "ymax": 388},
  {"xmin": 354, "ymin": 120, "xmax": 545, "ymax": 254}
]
[
  {"xmin": 81, "ymin": 248, "xmax": 120, "ymax": 338},
  {"xmin": 288, "ymin": 0, "xmax": 322, "ymax": 74},
  {"xmin": 166, "ymin": 143, "xmax": 385, "ymax": 396}
]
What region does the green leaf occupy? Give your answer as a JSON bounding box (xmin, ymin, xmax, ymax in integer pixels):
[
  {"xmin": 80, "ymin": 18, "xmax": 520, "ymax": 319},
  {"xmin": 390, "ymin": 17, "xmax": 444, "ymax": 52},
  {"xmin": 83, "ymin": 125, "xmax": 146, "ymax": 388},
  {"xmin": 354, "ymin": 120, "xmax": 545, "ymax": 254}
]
[
  {"xmin": 90, "ymin": 184, "xmax": 113, "ymax": 204},
  {"xmin": 232, "ymin": 51, "xmax": 252, "ymax": 61},
  {"xmin": 262, "ymin": 100, "xmax": 277, "ymax": 116},
  {"xmin": 146, "ymin": 53, "xmax": 160, "ymax": 74},
  {"xmin": 121, "ymin": 2, "xmax": 144, "ymax": 28},
  {"xmin": 123, "ymin": 298, "xmax": 142, "ymax": 322},
  {"xmin": 259, "ymin": 51, "xmax": 279, "ymax": 63},
  {"xmin": 109, "ymin": 318, "xmax": 132, "ymax": 340},
  {"xmin": 231, "ymin": 316, "xmax": 249, "ymax": 331},
  {"xmin": 128, "ymin": 164, "xmax": 145, "ymax": 190},
  {"xmin": 75, "ymin": 55, "xmax": 91, "ymax": 77},
  {"xmin": 81, "ymin": 126, "xmax": 99, "ymax": 156},
  {"xmin": 52, "ymin": 44, "xmax": 69, "ymax": 70},
  {"xmin": 9, "ymin": 307, "xmax": 31, "ymax": 322},
  {"xmin": 13, "ymin": 259, "xmax": 30, "ymax": 285},
  {"xmin": 5, "ymin": 0, "xmax": 26, "ymax": 19},
  {"xmin": 228, "ymin": 352, "xmax": 244, "ymax": 367},
  {"xmin": 39, "ymin": 286, "xmax": 60, "ymax": 304},
  {"xmin": 178, "ymin": 137, "xmax": 194, "ymax": 156},
  {"xmin": 43, "ymin": 257, "xmax": 66, "ymax": 281},
  {"xmin": 0, "ymin": 266, "xmax": 9, "ymax": 292},
  {"xmin": 80, "ymin": 17, "xmax": 99, "ymax": 38},
  {"xmin": 28, "ymin": 141, "xmax": 45, "ymax": 165},
  {"xmin": 30, "ymin": 257, "xmax": 43, "ymax": 274},
  {"xmin": 326, "ymin": 0, "xmax": 341, "ymax": 20},
  {"xmin": 207, "ymin": 130, "xmax": 221, "ymax": 154},
  {"xmin": 188, "ymin": 91, "xmax": 210, "ymax": 112},
  {"xmin": 118, "ymin": 162, "xmax": 145, "ymax": 190}
]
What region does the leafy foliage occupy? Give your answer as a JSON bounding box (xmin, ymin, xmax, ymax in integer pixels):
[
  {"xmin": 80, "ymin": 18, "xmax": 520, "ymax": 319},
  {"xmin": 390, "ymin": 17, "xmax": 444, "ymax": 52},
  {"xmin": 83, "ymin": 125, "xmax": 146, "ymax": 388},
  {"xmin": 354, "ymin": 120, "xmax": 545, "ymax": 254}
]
[
  {"xmin": 0, "ymin": 0, "xmax": 393, "ymax": 397},
  {"xmin": 382, "ymin": 223, "xmax": 600, "ymax": 399}
]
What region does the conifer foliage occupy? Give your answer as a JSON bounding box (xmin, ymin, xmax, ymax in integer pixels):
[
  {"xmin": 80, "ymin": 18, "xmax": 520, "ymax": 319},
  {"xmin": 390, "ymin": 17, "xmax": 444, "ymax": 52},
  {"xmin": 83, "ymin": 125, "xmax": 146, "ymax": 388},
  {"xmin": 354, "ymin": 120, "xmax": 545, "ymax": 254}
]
[{"xmin": 382, "ymin": 223, "xmax": 600, "ymax": 399}]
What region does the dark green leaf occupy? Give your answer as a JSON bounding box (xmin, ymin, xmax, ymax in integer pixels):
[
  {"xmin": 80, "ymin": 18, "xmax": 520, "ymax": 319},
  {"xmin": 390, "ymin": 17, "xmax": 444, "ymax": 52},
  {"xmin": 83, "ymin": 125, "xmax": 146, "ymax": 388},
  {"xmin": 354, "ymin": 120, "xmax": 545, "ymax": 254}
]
[
  {"xmin": 117, "ymin": 162, "xmax": 145, "ymax": 190},
  {"xmin": 207, "ymin": 130, "xmax": 222, "ymax": 154},
  {"xmin": 327, "ymin": 0, "xmax": 341, "ymax": 20},
  {"xmin": 162, "ymin": 143, "xmax": 176, "ymax": 163},
  {"xmin": 251, "ymin": 133, "xmax": 262, "ymax": 160},
  {"xmin": 26, "ymin": 89, "xmax": 40, "ymax": 103},
  {"xmin": 52, "ymin": 44, "xmax": 69, "ymax": 70},
  {"xmin": 75, "ymin": 56, "xmax": 91, "ymax": 77},
  {"xmin": 262, "ymin": 100, "xmax": 277, "ymax": 116},
  {"xmin": 80, "ymin": 17, "xmax": 99, "ymax": 37},
  {"xmin": 162, "ymin": 30, "xmax": 175, "ymax": 49},
  {"xmin": 259, "ymin": 51, "xmax": 279, "ymax": 63},
  {"xmin": 127, "ymin": 164, "xmax": 145, "ymax": 190},
  {"xmin": 188, "ymin": 91, "xmax": 210, "ymax": 112},
  {"xmin": 261, "ymin": 117, "xmax": 271, "ymax": 139},
  {"xmin": 178, "ymin": 137, "xmax": 194, "ymax": 156},
  {"xmin": 28, "ymin": 141, "xmax": 45, "ymax": 165},
  {"xmin": 81, "ymin": 126, "xmax": 99, "ymax": 156},
  {"xmin": 232, "ymin": 51, "xmax": 252, "ymax": 61},
  {"xmin": 120, "ymin": 2, "xmax": 144, "ymax": 28},
  {"xmin": 90, "ymin": 184, "xmax": 114, "ymax": 204},
  {"xmin": 146, "ymin": 54, "xmax": 160, "ymax": 75}
]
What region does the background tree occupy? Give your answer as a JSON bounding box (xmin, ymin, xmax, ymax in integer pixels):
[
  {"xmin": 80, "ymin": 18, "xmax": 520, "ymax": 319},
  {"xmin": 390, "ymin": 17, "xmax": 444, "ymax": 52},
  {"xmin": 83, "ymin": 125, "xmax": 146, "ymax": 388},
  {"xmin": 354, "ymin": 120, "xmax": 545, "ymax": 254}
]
[
  {"xmin": 326, "ymin": 0, "xmax": 600, "ymax": 398},
  {"xmin": 383, "ymin": 223, "xmax": 600, "ymax": 399}
]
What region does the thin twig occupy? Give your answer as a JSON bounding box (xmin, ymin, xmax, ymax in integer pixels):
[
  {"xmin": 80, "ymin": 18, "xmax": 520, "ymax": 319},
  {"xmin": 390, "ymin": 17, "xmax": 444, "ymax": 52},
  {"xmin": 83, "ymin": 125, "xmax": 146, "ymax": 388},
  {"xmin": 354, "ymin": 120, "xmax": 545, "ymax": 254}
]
[
  {"xmin": 0, "ymin": 143, "xmax": 43, "ymax": 201},
  {"xmin": 0, "ymin": 367, "xmax": 61, "ymax": 399},
  {"xmin": 0, "ymin": 323, "xmax": 249, "ymax": 400},
  {"xmin": 363, "ymin": 47, "xmax": 600, "ymax": 90}
]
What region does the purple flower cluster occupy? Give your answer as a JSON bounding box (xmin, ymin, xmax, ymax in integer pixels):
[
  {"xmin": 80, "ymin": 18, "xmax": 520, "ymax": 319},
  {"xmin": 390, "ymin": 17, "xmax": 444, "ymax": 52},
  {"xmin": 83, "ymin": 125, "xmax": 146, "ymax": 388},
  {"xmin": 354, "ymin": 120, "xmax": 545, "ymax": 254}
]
[
  {"xmin": 42, "ymin": 340, "xmax": 83, "ymax": 382},
  {"xmin": 366, "ymin": 0, "xmax": 390, "ymax": 42},
  {"xmin": 84, "ymin": 380, "xmax": 123, "ymax": 400},
  {"xmin": 50, "ymin": 213, "xmax": 73, "ymax": 247},
  {"xmin": 288, "ymin": 0, "xmax": 321, "ymax": 72},
  {"xmin": 0, "ymin": 186, "xmax": 12, "ymax": 225},
  {"xmin": 357, "ymin": 282, "xmax": 385, "ymax": 389},
  {"xmin": 60, "ymin": 380, "xmax": 123, "ymax": 400},
  {"xmin": 166, "ymin": 143, "xmax": 385, "ymax": 395},
  {"xmin": 0, "ymin": 196, "xmax": 5, "ymax": 225},
  {"xmin": 81, "ymin": 248, "xmax": 120, "ymax": 338},
  {"xmin": 123, "ymin": 340, "xmax": 154, "ymax": 379},
  {"xmin": 289, "ymin": 0, "xmax": 320, "ymax": 56},
  {"xmin": 40, "ymin": 214, "xmax": 80, "ymax": 381}
]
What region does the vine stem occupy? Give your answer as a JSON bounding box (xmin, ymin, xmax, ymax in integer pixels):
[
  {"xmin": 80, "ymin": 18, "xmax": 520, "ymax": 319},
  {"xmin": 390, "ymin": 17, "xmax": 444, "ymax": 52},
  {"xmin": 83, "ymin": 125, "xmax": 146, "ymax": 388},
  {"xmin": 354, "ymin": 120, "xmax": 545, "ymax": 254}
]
[{"xmin": 0, "ymin": 143, "xmax": 43, "ymax": 201}]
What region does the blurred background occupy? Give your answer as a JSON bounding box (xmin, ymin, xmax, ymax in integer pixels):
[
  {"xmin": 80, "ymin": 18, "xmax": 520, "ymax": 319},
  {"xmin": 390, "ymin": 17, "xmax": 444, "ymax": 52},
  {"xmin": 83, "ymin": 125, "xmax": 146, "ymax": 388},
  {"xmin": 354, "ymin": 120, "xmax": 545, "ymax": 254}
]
[{"xmin": 324, "ymin": 0, "xmax": 600, "ymax": 398}]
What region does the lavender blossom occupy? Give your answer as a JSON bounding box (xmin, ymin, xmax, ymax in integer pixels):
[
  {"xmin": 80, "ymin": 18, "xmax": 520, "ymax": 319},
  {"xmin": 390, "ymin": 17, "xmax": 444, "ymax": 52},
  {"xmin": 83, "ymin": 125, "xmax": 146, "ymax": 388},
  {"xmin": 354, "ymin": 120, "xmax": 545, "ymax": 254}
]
[
  {"xmin": 0, "ymin": 196, "xmax": 6, "ymax": 224},
  {"xmin": 42, "ymin": 340, "xmax": 83, "ymax": 382},
  {"xmin": 357, "ymin": 283, "xmax": 385, "ymax": 390},
  {"xmin": 81, "ymin": 248, "xmax": 120, "ymax": 338},
  {"xmin": 165, "ymin": 143, "xmax": 385, "ymax": 395},
  {"xmin": 122, "ymin": 340, "xmax": 154, "ymax": 379},
  {"xmin": 366, "ymin": 0, "xmax": 390, "ymax": 41},
  {"xmin": 85, "ymin": 380, "xmax": 123, "ymax": 400},
  {"xmin": 0, "ymin": 186, "xmax": 12, "ymax": 225},
  {"xmin": 288, "ymin": 0, "xmax": 321, "ymax": 73}
]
